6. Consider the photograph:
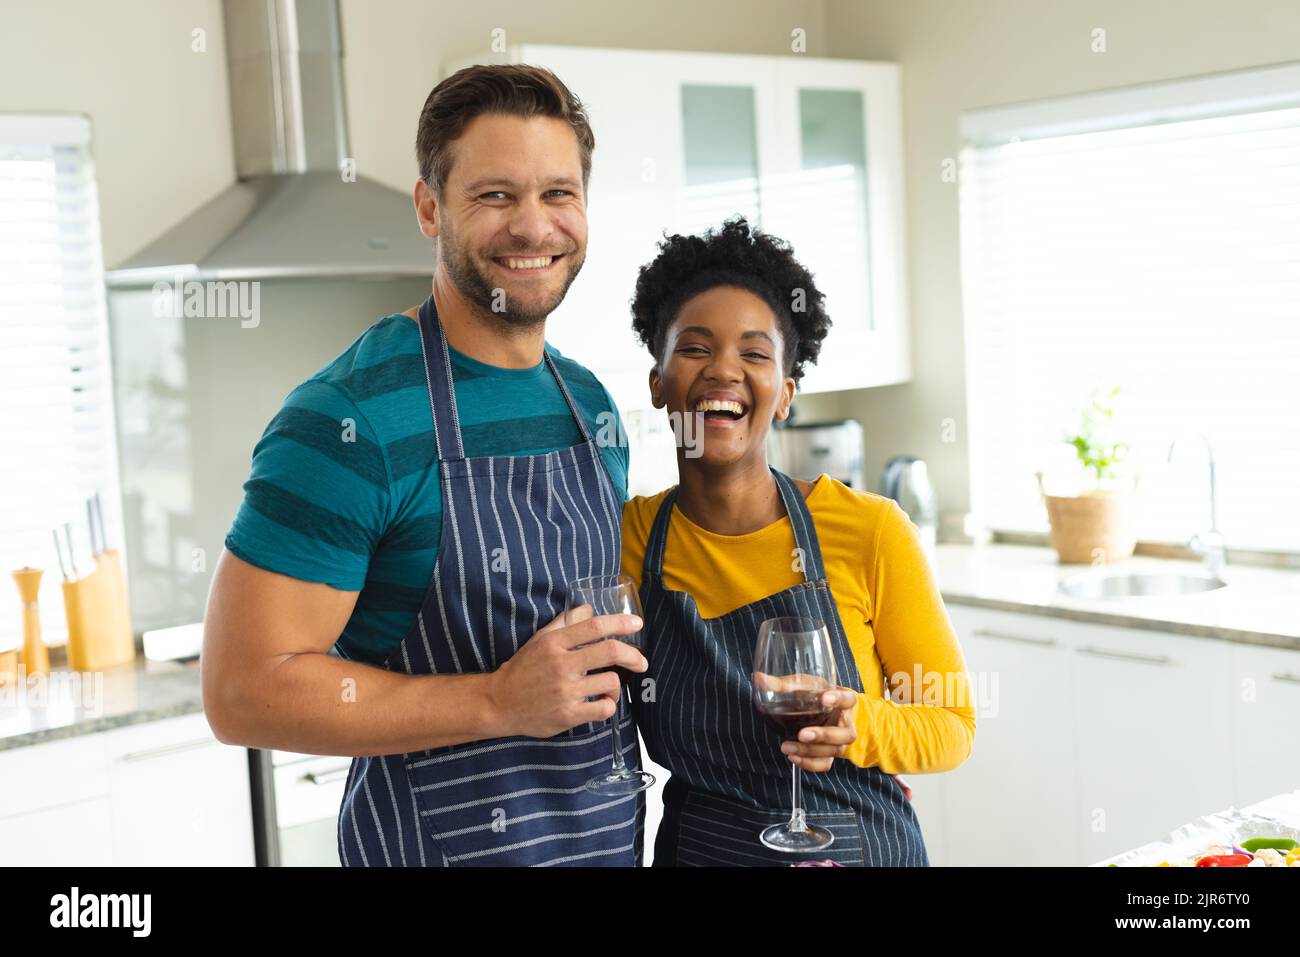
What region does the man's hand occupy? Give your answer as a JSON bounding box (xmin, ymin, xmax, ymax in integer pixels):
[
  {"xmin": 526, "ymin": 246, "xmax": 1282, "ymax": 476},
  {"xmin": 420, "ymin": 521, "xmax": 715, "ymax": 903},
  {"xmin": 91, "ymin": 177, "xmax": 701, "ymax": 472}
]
[{"xmin": 487, "ymin": 609, "xmax": 648, "ymax": 739}]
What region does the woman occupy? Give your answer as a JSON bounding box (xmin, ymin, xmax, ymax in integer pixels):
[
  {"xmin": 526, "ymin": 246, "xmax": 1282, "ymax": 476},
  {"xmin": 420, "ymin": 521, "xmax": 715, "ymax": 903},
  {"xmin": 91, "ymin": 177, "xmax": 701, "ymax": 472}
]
[{"xmin": 622, "ymin": 217, "xmax": 976, "ymax": 866}]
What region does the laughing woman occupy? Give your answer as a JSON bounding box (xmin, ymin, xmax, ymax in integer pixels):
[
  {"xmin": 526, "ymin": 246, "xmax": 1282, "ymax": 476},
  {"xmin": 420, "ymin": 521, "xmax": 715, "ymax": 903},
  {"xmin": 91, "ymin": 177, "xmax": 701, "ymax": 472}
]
[{"xmin": 623, "ymin": 217, "xmax": 976, "ymax": 867}]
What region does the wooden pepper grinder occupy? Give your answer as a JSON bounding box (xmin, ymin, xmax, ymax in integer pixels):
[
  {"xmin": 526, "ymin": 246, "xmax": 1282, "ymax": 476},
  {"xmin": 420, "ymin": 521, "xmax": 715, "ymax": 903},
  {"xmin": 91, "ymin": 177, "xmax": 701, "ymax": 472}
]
[{"xmin": 12, "ymin": 567, "xmax": 49, "ymax": 677}]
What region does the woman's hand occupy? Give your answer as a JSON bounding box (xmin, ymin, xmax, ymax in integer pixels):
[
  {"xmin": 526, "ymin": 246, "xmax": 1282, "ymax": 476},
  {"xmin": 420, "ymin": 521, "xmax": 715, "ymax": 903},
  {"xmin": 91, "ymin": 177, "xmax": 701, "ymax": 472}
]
[{"xmin": 780, "ymin": 688, "xmax": 858, "ymax": 772}]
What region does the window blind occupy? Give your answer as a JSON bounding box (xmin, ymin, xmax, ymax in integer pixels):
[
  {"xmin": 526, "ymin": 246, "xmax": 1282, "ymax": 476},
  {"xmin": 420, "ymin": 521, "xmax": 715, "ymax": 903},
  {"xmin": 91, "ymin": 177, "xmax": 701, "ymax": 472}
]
[
  {"xmin": 959, "ymin": 68, "xmax": 1300, "ymax": 552},
  {"xmin": 0, "ymin": 114, "xmax": 124, "ymax": 652}
]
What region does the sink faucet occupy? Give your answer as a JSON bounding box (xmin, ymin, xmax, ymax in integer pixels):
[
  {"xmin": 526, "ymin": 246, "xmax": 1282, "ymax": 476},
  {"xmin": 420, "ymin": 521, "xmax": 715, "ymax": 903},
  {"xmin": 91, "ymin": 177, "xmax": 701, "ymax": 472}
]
[{"xmin": 1166, "ymin": 432, "xmax": 1226, "ymax": 577}]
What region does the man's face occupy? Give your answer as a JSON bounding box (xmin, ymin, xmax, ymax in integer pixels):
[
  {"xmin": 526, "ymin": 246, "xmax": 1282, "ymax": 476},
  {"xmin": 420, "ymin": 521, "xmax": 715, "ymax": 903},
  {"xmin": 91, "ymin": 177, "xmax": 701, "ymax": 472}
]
[{"xmin": 421, "ymin": 113, "xmax": 588, "ymax": 329}]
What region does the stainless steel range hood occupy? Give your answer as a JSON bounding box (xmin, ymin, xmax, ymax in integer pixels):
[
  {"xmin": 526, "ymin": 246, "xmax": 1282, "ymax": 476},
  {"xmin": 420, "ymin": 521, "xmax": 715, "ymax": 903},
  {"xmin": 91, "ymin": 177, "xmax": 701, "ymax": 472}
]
[{"xmin": 106, "ymin": 0, "xmax": 429, "ymax": 286}]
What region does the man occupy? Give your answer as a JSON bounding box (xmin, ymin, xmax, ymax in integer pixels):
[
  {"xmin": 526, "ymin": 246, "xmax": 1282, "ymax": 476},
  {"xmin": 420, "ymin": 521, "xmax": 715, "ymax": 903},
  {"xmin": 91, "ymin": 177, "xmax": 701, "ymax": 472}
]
[{"xmin": 202, "ymin": 65, "xmax": 649, "ymax": 867}]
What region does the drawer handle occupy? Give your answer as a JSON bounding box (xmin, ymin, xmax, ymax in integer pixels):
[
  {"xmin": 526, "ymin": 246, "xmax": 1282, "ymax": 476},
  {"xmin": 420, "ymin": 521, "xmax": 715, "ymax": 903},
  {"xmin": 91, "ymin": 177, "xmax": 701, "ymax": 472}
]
[
  {"xmin": 301, "ymin": 766, "xmax": 351, "ymax": 786},
  {"xmin": 972, "ymin": 628, "xmax": 1057, "ymax": 647},
  {"xmin": 1076, "ymin": 646, "xmax": 1173, "ymax": 666},
  {"xmin": 1272, "ymin": 673, "xmax": 1300, "ymax": 685},
  {"xmin": 118, "ymin": 737, "xmax": 215, "ymax": 763}
]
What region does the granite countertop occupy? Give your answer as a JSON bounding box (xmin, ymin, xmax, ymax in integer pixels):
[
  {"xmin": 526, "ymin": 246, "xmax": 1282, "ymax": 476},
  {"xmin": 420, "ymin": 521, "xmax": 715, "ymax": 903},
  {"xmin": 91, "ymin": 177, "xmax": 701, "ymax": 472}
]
[
  {"xmin": 0, "ymin": 655, "xmax": 205, "ymax": 753},
  {"xmin": 934, "ymin": 542, "xmax": 1300, "ymax": 651}
]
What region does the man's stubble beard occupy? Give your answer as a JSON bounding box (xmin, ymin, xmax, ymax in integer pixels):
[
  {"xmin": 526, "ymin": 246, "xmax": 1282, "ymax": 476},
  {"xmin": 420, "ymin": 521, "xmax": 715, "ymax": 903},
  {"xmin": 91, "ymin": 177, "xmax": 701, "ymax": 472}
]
[{"xmin": 438, "ymin": 224, "xmax": 586, "ymax": 332}]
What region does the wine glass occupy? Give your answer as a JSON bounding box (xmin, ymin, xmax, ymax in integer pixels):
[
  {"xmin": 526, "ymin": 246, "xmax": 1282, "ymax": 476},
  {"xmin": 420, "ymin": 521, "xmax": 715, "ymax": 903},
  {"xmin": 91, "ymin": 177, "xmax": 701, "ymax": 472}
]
[
  {"xmin": 752, "ymin": 616, "xmax": 839, "ymax": 852},
  {"xmin": 566, "ymin": 574, "xmax": 655, "ymax": 796}
]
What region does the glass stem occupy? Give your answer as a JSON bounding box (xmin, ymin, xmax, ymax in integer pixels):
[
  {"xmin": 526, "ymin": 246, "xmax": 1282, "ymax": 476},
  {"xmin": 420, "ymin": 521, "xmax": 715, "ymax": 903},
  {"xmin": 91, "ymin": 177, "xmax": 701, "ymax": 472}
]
[
  {"xmin": 609, "ymin": 685, "xmax": 628, "ymax": 774},
  {"xmin": 789, "ymin": 762, "xmax": 807, "ymax": 833}
]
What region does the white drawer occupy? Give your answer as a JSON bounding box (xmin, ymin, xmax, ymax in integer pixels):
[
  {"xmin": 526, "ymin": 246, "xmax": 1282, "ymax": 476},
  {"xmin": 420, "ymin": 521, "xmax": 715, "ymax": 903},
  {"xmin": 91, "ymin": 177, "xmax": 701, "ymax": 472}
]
[
  {"xmin": 274, "ymin": 753, "xmax": 351, "ymax": 829},
  {"xmin": 0, "ymin": 734, "xmax": 109, "ymax": 820}
]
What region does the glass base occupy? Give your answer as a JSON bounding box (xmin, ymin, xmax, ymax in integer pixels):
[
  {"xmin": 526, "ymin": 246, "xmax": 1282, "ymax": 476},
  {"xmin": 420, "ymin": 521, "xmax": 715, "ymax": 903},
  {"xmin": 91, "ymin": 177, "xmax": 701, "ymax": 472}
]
[
  {"xmin": 585, "ymin": 768, "xmax": 655, "ymax": 796},
  {"xmin": 759, "ymin": 822, "xmax": 835, "ymax": 853}
]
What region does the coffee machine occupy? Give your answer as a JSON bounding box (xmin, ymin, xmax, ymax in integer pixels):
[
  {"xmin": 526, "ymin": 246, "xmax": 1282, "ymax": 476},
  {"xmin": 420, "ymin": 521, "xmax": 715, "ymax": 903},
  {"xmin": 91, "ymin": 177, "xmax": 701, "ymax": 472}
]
[{"xmin": 769, "ymin": 419, "xmax": 865, "ymax": 489}]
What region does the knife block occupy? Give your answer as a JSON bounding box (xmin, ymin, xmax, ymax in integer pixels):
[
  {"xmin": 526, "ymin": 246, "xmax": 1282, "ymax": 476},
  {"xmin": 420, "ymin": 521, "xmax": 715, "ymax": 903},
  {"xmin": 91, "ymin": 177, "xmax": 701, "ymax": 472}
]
[{"xmin": 63, "ymin": 553, "xmax": 134, "ymax": 672}]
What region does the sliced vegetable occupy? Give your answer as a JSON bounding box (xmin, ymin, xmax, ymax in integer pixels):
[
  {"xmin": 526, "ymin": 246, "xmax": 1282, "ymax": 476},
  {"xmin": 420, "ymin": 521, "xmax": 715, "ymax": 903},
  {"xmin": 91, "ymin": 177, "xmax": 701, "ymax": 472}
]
[
  {"xmin": 1240, "ymin": 837, "xmax": 1298, "ymax": 853},
  {"xmin": 1196, "ymin": 854, "xmax": 1252, "ymax": 867}
]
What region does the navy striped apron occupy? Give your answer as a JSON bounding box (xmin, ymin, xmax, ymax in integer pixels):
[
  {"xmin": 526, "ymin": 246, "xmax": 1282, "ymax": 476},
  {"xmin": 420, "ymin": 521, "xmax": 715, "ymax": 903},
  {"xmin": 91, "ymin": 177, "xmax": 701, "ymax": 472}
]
[
  {"xmin": 632, "ymin": 467, "xmax": 929, "ymax": 866},
  {"xmin": 336, "ymin": 293, "xmax": 645, "ymax": 867}
]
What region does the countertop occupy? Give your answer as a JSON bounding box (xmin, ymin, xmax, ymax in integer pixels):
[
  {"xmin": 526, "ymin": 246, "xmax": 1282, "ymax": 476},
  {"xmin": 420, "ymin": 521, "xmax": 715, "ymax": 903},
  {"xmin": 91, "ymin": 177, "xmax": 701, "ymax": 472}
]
[
  {"xmin": 0, "ymin": 655, "xmax": 204, "ymax": 753},
  {"xmin": 2, "ymin": 544, "xmax": 1297, "ymax": 753},
  {"xmin": 935, "ymin": 542, "xmax": 1300, "ymax": 651}
]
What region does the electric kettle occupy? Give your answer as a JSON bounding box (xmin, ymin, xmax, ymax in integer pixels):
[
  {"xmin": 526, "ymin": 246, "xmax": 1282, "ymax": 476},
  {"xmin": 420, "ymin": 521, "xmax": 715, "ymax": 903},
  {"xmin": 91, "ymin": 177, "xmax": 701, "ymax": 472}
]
[{"xmin": 881, "ymin": 456, "xmax": 938, "ymax": 550}]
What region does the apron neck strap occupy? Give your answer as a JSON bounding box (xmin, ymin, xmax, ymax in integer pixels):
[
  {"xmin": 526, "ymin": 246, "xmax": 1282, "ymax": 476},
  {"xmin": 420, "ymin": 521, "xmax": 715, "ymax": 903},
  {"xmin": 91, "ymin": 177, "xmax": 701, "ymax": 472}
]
[
  {"xmin": 415, "ymin": 293, "xmax": 595, "ymax": 463},
  {"xmin": 416, "ymin": 293, "xmax": 467, "ymax": 461},
  {"xmin": 772, "ymin": 468, "xmax": 826, "ymax": 581},
  {"xmin": 643, "ymin": 467, "xmax": 826, "ymax": 584}
]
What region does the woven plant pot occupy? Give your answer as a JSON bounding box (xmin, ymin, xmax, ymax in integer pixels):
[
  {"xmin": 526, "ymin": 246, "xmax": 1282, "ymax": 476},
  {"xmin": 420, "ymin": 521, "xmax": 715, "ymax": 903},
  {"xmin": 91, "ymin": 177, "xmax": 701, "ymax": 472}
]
[{"xmin": 1035, "ymin": 471, "xmax": 1139, "ymax": 564}]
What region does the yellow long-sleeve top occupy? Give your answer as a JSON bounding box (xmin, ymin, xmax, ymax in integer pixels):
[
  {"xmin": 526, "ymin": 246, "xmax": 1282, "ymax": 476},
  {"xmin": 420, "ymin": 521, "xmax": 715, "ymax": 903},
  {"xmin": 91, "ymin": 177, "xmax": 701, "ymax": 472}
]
[{"xmin": 622, "ymin": 474, "xmax": 976, "ymax": 775}]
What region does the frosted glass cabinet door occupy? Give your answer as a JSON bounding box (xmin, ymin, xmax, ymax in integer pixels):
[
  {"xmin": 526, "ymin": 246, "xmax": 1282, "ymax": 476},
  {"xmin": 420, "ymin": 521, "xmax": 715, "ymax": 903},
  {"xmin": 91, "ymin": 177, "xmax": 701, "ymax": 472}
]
[
  {"xmin": 770, "ymin": 59, "xmax": 909, "ymax": 394},
  {"xmin": 678, "ymin": 83, "xmax": 762, "ymax": 235},
  {"xmin": 668, "ymin": 52, "xmax": 781, "ymax": 240}
]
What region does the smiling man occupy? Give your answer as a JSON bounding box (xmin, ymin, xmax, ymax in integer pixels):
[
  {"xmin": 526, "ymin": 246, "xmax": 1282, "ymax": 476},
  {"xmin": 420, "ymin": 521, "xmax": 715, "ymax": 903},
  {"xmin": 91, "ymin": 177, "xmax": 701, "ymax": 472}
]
[{"xmin": 202, "ymin": 65, "xmax": 649, "ymax": 867}]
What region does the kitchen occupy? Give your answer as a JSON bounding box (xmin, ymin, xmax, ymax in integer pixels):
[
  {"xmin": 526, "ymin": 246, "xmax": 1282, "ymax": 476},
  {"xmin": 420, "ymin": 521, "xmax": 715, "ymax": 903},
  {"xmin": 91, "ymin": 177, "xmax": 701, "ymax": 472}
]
[{"xmin": 1, "ymin": 0, "xmax": 1298, "ymax": 900}]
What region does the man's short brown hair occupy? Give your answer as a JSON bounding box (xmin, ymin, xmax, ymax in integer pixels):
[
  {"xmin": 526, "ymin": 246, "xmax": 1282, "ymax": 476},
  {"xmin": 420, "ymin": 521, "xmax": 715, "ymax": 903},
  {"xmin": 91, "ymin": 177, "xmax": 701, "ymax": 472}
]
[{"xmin": 415, "ymin": 64, "xmax": 596, "ymax": 198}]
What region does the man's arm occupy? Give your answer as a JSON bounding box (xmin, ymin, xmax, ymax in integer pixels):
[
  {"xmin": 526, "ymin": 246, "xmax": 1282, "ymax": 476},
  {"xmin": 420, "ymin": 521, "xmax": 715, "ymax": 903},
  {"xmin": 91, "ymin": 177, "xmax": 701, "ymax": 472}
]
[{"xmin": 201, "ymin": 549, "xmax": 647, "ymax": 757}]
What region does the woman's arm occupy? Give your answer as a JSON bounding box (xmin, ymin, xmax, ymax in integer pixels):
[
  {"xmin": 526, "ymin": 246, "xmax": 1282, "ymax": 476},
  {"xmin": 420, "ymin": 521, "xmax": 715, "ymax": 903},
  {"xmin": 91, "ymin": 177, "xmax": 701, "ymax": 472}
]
[{"xmin": 848, "ymin": 500, "xmax": 977, "ymax": 774}]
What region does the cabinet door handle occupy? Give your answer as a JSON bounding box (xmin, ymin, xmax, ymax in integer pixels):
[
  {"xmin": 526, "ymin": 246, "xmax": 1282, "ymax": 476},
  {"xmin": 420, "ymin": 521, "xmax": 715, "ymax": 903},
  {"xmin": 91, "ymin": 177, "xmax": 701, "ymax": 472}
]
[
  {"xmin": 118, "ymin": 737, "xmax": 216, "ymax": 763},
  {"xmin": 1272, "ymin": 673, "xmax": 1300, "ymax": 685},
  {"xmin": 301, "ymin": 766, "xmax": 351, "ymax": 786},
  {"xmin": 1076, "ymin": 646, "xmax": 1174, "ymax": 667},
  {"xmin": 972, "ymin": 628, "xmax": 1057, "ymax": 647}
]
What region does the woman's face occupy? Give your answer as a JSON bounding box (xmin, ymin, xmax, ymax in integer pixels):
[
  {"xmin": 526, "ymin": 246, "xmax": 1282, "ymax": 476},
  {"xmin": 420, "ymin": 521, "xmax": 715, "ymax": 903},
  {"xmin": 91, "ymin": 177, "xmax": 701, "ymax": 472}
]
[{"xmin": 649, "ymin": 285, "xmax": 796, "ymax": 469}]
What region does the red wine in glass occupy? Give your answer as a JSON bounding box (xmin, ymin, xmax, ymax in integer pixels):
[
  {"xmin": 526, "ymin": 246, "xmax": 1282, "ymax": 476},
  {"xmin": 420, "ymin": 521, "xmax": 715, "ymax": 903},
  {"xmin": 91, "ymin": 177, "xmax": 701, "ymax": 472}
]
[
  {"xmin": 752, "ymin": 616, "xmax": 839, "ymax": 853},
  {"xmin": 588, "ymin": 632, "xmax": 644, "ymax": 687},
  {"xmin": 760, "ymin": 691, "xmax": 833, "ymax": 739},
  {"xmin": 591, "ymin": 664, "xmax": 638, "ymax": 685}
]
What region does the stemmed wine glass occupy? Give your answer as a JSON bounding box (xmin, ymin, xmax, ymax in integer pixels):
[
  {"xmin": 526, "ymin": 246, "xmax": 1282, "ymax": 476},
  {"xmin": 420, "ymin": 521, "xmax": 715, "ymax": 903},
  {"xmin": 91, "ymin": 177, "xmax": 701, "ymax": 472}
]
[
  {"xmin": 566, "ymin": 574, "xmax": 655, "ymax": 796},
  {"xmin": 752, "ymin": 615, "xmax": 839, "ymax": 852}
]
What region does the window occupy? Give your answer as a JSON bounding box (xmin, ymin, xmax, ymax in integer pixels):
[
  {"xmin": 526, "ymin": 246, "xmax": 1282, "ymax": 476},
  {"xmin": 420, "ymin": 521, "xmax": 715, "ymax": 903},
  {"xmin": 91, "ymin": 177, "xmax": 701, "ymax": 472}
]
[
  {"xmin": 0, "ymin": 114, "xmax": 124, "ymax": 651},
  {"xmin": 959, "ymin": 64, "xmax": 1300, "ymax": 552}
]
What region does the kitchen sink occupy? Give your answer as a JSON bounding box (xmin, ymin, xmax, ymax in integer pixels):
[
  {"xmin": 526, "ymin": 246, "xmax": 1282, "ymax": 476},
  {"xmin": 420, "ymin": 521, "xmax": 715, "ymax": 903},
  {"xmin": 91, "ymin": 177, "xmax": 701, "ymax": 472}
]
[{"xmin": 1057, "ymin": 571, "xmax": 1227, "ymax": 599}]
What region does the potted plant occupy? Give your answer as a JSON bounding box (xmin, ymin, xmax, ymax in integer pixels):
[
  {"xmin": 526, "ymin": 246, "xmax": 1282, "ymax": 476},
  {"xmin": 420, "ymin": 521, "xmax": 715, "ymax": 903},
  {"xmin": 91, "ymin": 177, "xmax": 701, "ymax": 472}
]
[{"xmin": 1036, "ymin": 384, "xmax": 1139, "ymax": 564}]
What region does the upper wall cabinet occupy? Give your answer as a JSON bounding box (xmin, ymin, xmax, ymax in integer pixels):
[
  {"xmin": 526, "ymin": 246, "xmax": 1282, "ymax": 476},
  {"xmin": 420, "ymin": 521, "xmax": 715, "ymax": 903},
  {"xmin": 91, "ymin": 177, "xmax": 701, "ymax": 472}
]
[{"xmin": 444, "ymin": 46, "xmax": 911, "ymax": 408}]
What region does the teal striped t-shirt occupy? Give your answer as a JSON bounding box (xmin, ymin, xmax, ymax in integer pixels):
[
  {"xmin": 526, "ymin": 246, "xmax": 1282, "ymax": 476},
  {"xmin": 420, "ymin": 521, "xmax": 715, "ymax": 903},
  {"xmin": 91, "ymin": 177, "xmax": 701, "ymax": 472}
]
[{"xmin": 224, "ymin": 312, "xmax": 629, "ymax": 665}]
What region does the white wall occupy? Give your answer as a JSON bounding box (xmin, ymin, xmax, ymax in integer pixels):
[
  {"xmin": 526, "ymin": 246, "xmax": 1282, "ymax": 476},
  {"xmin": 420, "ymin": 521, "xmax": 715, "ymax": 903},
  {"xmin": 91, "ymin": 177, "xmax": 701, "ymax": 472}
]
[
  {"xmin": 805, "ymin": 0, "xmax": 1300, "ymax": 520},
  {"xmin": 0, "ymin": 0, "xmax": 234, "ymax": 268}
]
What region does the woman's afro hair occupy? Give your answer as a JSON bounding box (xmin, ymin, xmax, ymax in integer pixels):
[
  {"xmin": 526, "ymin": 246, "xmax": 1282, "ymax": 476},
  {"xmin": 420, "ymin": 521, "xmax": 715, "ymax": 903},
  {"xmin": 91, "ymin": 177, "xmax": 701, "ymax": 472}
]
[{"xmin": 629, "ymin": 216, "xmax": 831, "ymax": 383}]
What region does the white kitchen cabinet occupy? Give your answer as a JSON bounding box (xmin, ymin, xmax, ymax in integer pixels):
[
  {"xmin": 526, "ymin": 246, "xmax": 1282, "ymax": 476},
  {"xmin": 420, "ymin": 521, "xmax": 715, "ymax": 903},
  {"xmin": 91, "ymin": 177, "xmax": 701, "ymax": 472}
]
[
  {"xmin": 942, "ymin": 604, "xmax": 1081, "ymax": 866},
  {"xmin": 103, "ymin": 712, "xmax": 254, "ymax": 866},
  {"xmin": 0, "ymin": 798, "xmax": 113, "ymax": 865},
  {"xmin": 1068, "ymin": 621, "xmax": 1233, "ymax": 865},
  {"xmin": 444, "ymin": 46, "xmax": 910, "ymax": 493},
  {"xmin": 905, "ymin": 767, "xmax": 948, "ymax": 867},
  {"xmin": 1231, "ymin": 642, "xmax": 1300, "ymax": 808},
  {"xmin": 0, "ymin": 711, "xmax": 254, "ymax": 866},
  {"xmin": 937, "ymin": 603, "xmax": 1279, "ymax": 866},
  {"xmin": 0, "ymin": 730, "xmax": 108, "ymax": 820},
  {"xmin": 0, "ymin": 731, "xmax": 110, "ymax": 867}
]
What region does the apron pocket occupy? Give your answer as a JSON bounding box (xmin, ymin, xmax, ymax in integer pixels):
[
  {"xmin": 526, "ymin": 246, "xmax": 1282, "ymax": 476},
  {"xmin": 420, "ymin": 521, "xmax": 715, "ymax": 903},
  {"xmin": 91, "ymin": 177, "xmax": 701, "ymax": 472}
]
[
  {"xmin": 672, "ymin": 788, "xmax": 867, "ymax": 867},
  {"xmin": 402, "ymin": 717, "xmax": 642, "ymax": 866}
]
